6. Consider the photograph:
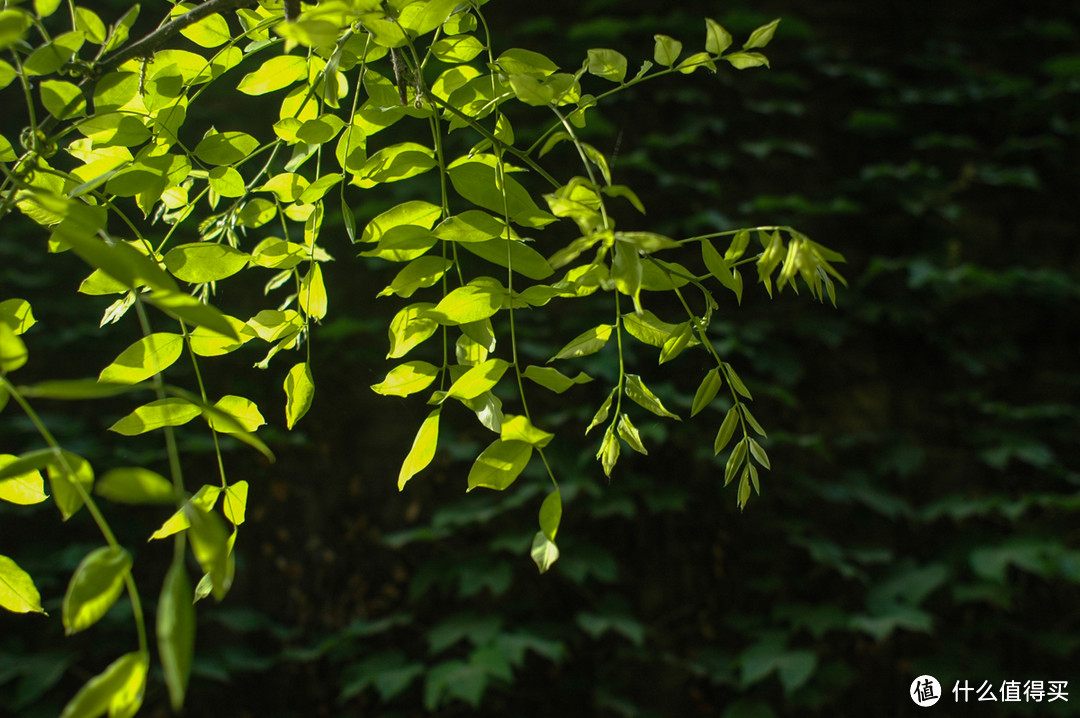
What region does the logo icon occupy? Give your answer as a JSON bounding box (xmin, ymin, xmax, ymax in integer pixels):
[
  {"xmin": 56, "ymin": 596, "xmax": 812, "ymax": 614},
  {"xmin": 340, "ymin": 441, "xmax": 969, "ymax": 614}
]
[{"xmin": 911, "ymin": 675, "xmax": 942, "ymax": 707}]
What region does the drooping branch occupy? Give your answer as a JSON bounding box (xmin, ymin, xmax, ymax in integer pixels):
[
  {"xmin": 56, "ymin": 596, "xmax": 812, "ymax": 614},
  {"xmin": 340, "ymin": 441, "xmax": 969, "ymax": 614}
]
[{"xmin": 93, "ymin": 0, "xmax": 261, "ymax": 76}]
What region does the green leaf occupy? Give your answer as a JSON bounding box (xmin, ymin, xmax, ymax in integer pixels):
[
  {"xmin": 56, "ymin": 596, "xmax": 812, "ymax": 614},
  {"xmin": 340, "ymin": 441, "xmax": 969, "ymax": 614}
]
[
  {"xmin": 0, "ymin": 554, "xmax": 45, "ymax": 614},
  {"xmin": 539, "ymin": 490, "xmax": 562, "ymax": 542},
  {"xmin": 677, "ymin": 52, "xmax": 717, "ymax": 74},
  {"xmin": 501, "ymin": 414, "xmax": 554, "ymax": 448},
  {"xmin": 222, "ymin": 481, "xmax": 248, "ymax": 525},
  {"xmin": 725, "ymin": 438, "xmax": 748, "ymax": 485},
  {"xmin": 0, "ymin": 296, "xmax": 33, "ymax": 334},
  {"xmin": 353, "ymin": 142, "xmax": 436, "ymax": 188},
  {"xmin": 445, "ymin": 358, "xmax": 510, "ymax": 401},
  {"xmin": 447, "ymin": 159, "xmax": 555, "ymax": 228},
  {"xmin": 189, "ymin": 316, "xmax": 248, "ymax": 356},
  {"xmin": 388, "ymin": 303, "xmax": 439, "ymax": 358},
  {"xmin": 299, "ymin": 264, "xmax": 328, "ymax": 320},
  {"xmin": 421, "ymin": 282, "xmax": 504, "ymax": 325},
  {"xmin": 617, "ymin": 413, "xmax": 648, "ymax": 454},
  {"xmin": 624, "ymin": 374, "xmax": 680, "ymax": 420},
  {"xmin": 17, "ymin": 379, "xmax": 140, "ymax": 399},
  {"xmin": 109, "ymin": 398, "xmax": 200, "ymax": 435},
  {"xmin": 47, "ymin": 452, "xmax": 94, "ymax": 521},
  {"xmin": 194, "ymin": 131, "xmax": 259, "ymax": 165},
  {"xmin": 748, "ymin": 438, "xmax": 771, "ymax": 470},
  {"xmin": 587, "ymin": 48, "xmax": 628, "ymax": 83},
  {"xmin": 378, "ymin": 256, "xmax": 453, "ymax": 298},
  {"xmin": 98, "ymin": 333, "xmax": 183, "ymax": 384},
  {"xmin": 724, "ymin": 52, "xmax": 770, "ymax": 70},
  {"xmin": 522, "ymin": 365, "xmax": 592, "ymax": 394},
  {"xmin": 653, "ymin": 34, "xmax": 683, "ymax": 67},
  {"xmin": 622, "ymin": 310, "xmax": 679, "ymax": 348},
  {"xmin": 460, "ymin": 239, "xmax": 554, "ymax": 280},
  {"xmin": 361, "ymin": 200, "xmax": 442, "ymax": 244},
  {"xmin": 0, "ymin": 10, "xmax": 32, "ymax": 51},
  {"xmin": 587, "ymin": 388, "xmax": 617, "ymax": 434},
  {"xmin": 530, "ymin": 531, "xmax": 559, "ymax": 573},
  {"xmin": 206, "ymin": 395, "xmax": 265, "ymax": 433},
  {"xmin": 149, "ymin": 485, "xmax": 221, "ymax": 540},
  {"xmin": 59, "ymin": 651, "xmax": 148, "ymax": 718},
  {"xmin": 497, "ymin": 48, "xmax": 559, "ymax": 76},
  {"xmin": 743, "ymin": 18, "xmax": 781, "ymax": 50},
  {"xmin": 95, "ymin": 468, "xmax": 176, "ymax": 505},
  {"xmin": 174, "ymin": 4, "xmax": 230, "ymax": 47},
  {"xmin": 740, "ymin": 404, "xmax": 767, "ymax": 437},
  {"xmin": 432, "ymin": 34, "xmax": 484, "ymax": 63},
  {"xmin": 157, "ymin": 560, "xmax": 194, "ymax": 712},
  {"xmin": 658, "ymin": 322, "xmax": 693, "ymax": 364},
  {"xmin": 0, "ymin": 323, "xmax": 28, "ymax": 373},
  {"xmin": 467, "ymin": 439, "xmax": 532, "ymax": 492},
  {"xmin": 237, "ymin": 55, "xmax": 307, "ymax": 95},
  {"xmin": 691, "ymin": 368, "xmax": 723, "ymax": 417},
  {"xmin": 398, "ymin": 408, "xmax": 440, "ymax": 490},
  {"xmin": 705, "ymin": 18, "xmax": 733, "ymax": 55},
  {"xmin": 725, "ymin": 363, "xmax": 753, "ymax": 399},
  {"xmin": 207, "ymin": 166, "xmax": 245, "ymax": 197},
  {"xmin": 40, "ymin": 79, "xmax": 86, "ymax": 119},
  {"xmin": 549, "ymin": 324, "xmax": 613, "ymax": 361},
  {"xmin": 186, "ymin": 505, "xmax": 231, "ymax": 601},
  {"xmin": 614, "ymin": 231, "xmax": 681, "ymax": 253},
  {"xmin": 714, "ymin": 407, "xmax": 739, "ymax": 454},
  {"xmin": 371, "ymin": 361, "xmax": 438, "ymax": 398},
  {"xmin": 284, "ymin": 362, "xmax": 315, "ymax": 429},
  {"xmin": 0, "ymin": 454, "xmax": 47, "ymax": 505},
  {"xmin": 74, "ymin": 7, "xmax": 106, "ymax": 43},
  {"xmin": 63, "ymin": 546, "xmax": 133, "ymax": 635},
  {"xmin": 702, "ymin": 239, "xmax": 743, "ymax": 302},
  {"xmin": 597, "ymin": 426, "xmax": 620, "ymax": 476},
  {"xmin": 146, "ymin": 290, "xmax": 239, "ymax": 340}
]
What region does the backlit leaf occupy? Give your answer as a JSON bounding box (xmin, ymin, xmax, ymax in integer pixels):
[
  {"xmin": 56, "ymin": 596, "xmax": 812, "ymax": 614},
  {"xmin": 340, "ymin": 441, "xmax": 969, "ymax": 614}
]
[
  {"xmin": 95, "ymin": 467, "xmax": 175, "ymax": 505},
  {"xmin": 398, "ymin": 408, "xmax": 440, "ymax": 490},
  {"xmin": 617, "ymin": 413, "xmax": 648, "ymax": 455},
  {"xmin": 501, "ymin": 414, "xmax": 554, "ymax": 448},
  {"xmin": 223, "ymin": 481, "xmax": 248, "ymax": 525},
  {"xmin": 522, "ymin": 365, "xmax": 592, "ymax": 394},
  {"xmin": 0, "ymin": 454, "xmax": 47, "ymax": 505},
  {"xmin": 157, "ymin": 560, "xmax": 194, "ymax": 711},
  {"xmin": 194, "ymin": 131, "xmax": 259, "ymax": 165},
  {"xmin": 530, "ymin": 531, "xmax": 559, "ymax": 573},
  {"xmin": 99, "ymin": 333, "xmax": 183, "ymax": 384},
  {"xmin": 445, "ymin": 358, "xmax": 510, "ymax": 401},
  {"xmin": 549, "ymin": 324, "xmax": 613, "ymax": 361},
  {"xmin": 186, "ymin": 505, "xmax": 230, "ymax": 601},
  {"xmin": 714, "ymin": 407, "xmax": 739, "ymax": 454},
  {"xmin": 705, "ymin": 18, "xmax": 733, "ymax": 55},
  {"xmin": 237, "ymin": 55, "xmax": 307, "ymax": 95},
  {"xmin": 63, "ymin": 546, "xmax": 132, "ymax": 635},
  {"xmin": 422, "ymin": 282, "xmax": 504, "ymax": 325},
  {"xmin": 47, "ymin": 452, "xmax": 94, "ymax": 521},
  {"xmin": 467, "ymin": 439, "xmax": 532, "ymax": 492},
  {"xmin": 653, "ymin": 34, "xmax": 682, "ymax": 67},
  {"xmin": 0, "ymin": 554, "xmax": 45, "ymax": 614},
  {"xmin": 743, "ymin": 18, "xmax": 781, "ymax": 50},
  {"xmin": 539, "ymin": 489, "xmax": 562, "ymax": 541},
  {"xmin": 109, "ymin": 399, "xmax": 200, "ymax": 436},
  {"xmin": 206, "ymin": 395, "xmax": 264, "ymax": 433},
  {"xmin": 371, "ymin": 361, "xmax": 438, "ymax": 398},
  {"xmin": 691, "ymin": 368, "xmax": 723, "ymax": 417},
  {"xmin": 59, "ymin": 651, "xmax": 148, "ymax": 718},
  {"xmin": 624, "ymin": 374, "xmax": 680, "ymax": 420},
  {"xmin": 284, "ymin": 362, "xmax": 315, "ymax": 429},
  {"xmin": 587, "ymin": 48, "xmax": 627, "ymax": 83}
]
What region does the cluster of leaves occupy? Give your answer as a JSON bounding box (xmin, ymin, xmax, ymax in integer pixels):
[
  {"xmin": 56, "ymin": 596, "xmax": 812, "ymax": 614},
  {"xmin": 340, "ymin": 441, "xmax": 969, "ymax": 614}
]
[{"xmin": 0, "ymin": 0, "xmax": 848, "ymax": 714}]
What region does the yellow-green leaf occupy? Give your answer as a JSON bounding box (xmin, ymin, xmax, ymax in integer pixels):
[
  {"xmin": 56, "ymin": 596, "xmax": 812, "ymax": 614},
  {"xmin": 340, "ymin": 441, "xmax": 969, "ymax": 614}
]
[
  {"xmin": 222, "ymin": 480, "xmax": 248, "ymax": 525},
  {"xmin": 298, "ymin": 264, "xmax": 328, "ymax": 320},
  {"xmin": 157, "ymin": 560, "xmax": 194, "ymax": 711},
  {"xmin": 530, "ymin": 530, "xmax": 559, "ymax": 573},
  {"xmin": 398, "ymin": 408, "xmax": 440, "ymax": 490},
  {"xmin": 370, "ymin": 361, "xmax": 438, "ymax": 398},
  {"xmin": 99, "ymin": 333, "xmax": 183, "ymax": 384},
  {"xmin": 96, "ymin": 468, "xmax": 176, "ymax": 505},
  {"xmin": 237, "ymin": 55, "xmax": 307, "ymax": 95},
  {"xmin": 109, "ymin": 398, "xmax": 200, "ymax": 436},
  {"xmin": 501, "ymin": 414, "xmax": 554, "ymax": 448},
  {"xmin": 63, "ymin": 546, "xmax": 133, "ymax": 634},
  {"xmin": 206, "ymin": 395, "xmax": 264, "ymax": 433},
  {"xmin": 466, "ymin": 439, "xmax": 532, "ymax": 492},
  {"xmin": 0, "ymin": 454, "xmax": 47, "ymax": 505},
  {"xmin": 284, "ymin": 361, "xmax": 314, "ymax": 429},
  {"xmin": 59, "ymin": 651, "xmax": 148, "ymax": 718},
  {"xmin": 0, "ymin": 554, "xmax": 45, "ymax": 614}
]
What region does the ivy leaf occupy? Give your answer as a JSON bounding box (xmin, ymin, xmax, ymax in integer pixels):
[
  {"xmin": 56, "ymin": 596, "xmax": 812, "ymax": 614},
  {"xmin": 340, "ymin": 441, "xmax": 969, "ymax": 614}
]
[
  {"xmin": 63, "ymin": 546, "xmax": 133, "ymax": 635},
  {"xmin": 466, "ymin": 439, "xmax": 532, "ymax": 492}
]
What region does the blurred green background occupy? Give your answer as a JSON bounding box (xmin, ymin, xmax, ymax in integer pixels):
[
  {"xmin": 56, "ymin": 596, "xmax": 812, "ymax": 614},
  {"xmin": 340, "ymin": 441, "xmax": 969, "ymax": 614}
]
[{"xmin": 1, "ymin": 0, "xmax": 1078, "ymax": 716}]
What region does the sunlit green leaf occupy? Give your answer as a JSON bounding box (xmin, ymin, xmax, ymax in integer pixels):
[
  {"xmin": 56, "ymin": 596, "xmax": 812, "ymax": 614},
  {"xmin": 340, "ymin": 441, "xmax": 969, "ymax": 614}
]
[
  {"xmin": 284, "ymin": 362, "xmax": 315, "ymax": 429},
  {"xmin": 47, "ymin": 452, "xmax": 94, "ymax": 521},
  {"xmin": 99, "ymin": 333, "xmax": 183, "ymax": 384},
  {"xmin": 237, "ymin": 55, "xmax": 307, "ymax": 95},
  {"xmin": 445, "ymin": 358, "xmax": 510, "ymax": 401},
  {"xmin": 705, "ymin": 18, "xmax": 733, "ymax": 55},
  {"xmin": 371, "ymin": 361, "xmax": 438, "ymax": 398},
  {"xmin": 299, "ymin": 264, "xmax": 328, "ymax": 319},
  {"xmin": 0, "ymin": 298, "xmax": 34, "ymax": 334},
  {"xmin": 223, "ymin": 481, "xmax": 248, "ymax": 525},
  {"xmin": 530, "ymin": 531, "xmax": 559, "ymax": 573},
  {"xmin": 398, "ymin": 408, "xmax": 440, "ymax": 490},
  {"xmin": 522, "ymin": 365, "xmax": 592, "ymax": 394},
  {"xmin": 194, "ymin": 131, "xmax": 259, "ymax": 165},
  {"xmin": 63, "ymin": 546, "xmax": 132, "ymax": 635},
  {"xmin": 186, "ymin": 505, "xmax": 230, "ymax": 601},
  {"xmin": 653, "ymin": 34, "xmax": 683, "ymax": 67},
  {"xmin": 743, "ymin": 18, "xmax": 781, "ymax": 50},
  {"xmin": 378, "ymin": 256, "xmax": 453, "ymax": 298},
  {"xmin": 59, "ymin": 651, "xmax": 148, "ymax": 718},
  {"xmin": 157, "ymin": 560, "xmax": 194, "ymax": 711},
  {"xmin": 549, "ymin": 324, "xmax": 613, "ymax": 361},
  {"xmin": 0, "ymin": 454, "xmax": 47, "ymax": 505},
  {"xmin": 206, "ymin": 395, "xmax": 265, "ymax": 433},
  {"xmin": 587, "ymin": 48, "xmax": 628, "ymax": 83},
  {"xmin": 96, "ymin": 467, "xmax": 176, "ymax": 505},
  {"xmin": 109, "ymin": 398, "xmax": 200, "ymax": 436},
  {"xmin": 422, "ymin": 281, "xmax": 504, "ymax": 325},
  {"xmin": 691, "ymin": 368, "xmax": 723, "ymax": 417},
  {"xmin": 714, "ymin": 407, "xmax": 739, "ymax": 454},
  {"xmin": 624, "ymin": 374, "xmax": 680, "ymax": 420},
  {"xmin": 501, "ymin": 414, "xmax": 554, "ymax": 448},
  {"xmin": 0, "ymin": 323, "xmax": 28, "ymax": 373},
  {"xmin": 467, "ymin": 439, "xmax": 532, "ymax": 492},
  {"xmin": 0, "ymin": 554, "xmax": 44, "ymax": 614}
]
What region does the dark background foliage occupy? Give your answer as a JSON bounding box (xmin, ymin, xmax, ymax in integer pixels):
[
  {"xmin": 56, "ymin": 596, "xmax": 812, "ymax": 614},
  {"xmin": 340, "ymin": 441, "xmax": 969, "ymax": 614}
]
[{"xmin": 2, "ymin": 0, "xmax": 1078, "ymax": 716}]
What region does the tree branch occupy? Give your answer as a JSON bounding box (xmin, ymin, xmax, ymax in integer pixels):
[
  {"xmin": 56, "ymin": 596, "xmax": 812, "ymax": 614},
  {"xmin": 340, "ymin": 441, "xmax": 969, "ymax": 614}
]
[{"xmin": 93, "ymin": 0, "xmax": 260, "ymax": 77}]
